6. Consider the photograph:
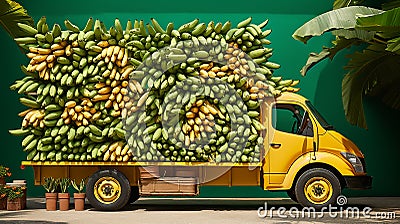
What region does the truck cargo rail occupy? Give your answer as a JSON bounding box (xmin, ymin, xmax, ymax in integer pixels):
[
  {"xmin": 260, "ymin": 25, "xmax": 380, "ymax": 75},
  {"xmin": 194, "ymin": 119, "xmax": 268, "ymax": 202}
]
[{"xmin": 21, "ymin": 161, "xmax": 262, "ymax": 167}]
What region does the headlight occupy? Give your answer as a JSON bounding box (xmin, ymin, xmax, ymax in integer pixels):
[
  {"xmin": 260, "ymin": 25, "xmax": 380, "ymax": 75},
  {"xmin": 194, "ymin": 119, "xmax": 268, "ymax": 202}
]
[{"xmin": 341, "ymin": 152, "xmax": 364, "ymax": 173}]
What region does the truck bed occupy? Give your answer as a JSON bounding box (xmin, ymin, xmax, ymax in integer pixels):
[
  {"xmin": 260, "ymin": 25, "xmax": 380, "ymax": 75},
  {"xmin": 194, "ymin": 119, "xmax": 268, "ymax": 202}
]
[{"xmin": 22, "ymin": 161, "xmax": 262, "ymax": 187}]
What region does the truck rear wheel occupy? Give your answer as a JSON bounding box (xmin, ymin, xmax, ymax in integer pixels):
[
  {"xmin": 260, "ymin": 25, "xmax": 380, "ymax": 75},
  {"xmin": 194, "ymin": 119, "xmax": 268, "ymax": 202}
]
[
  {"xmin": 86, "ymin": 169, "xmax": 131, "ymax": 210},
  {"xmin": 294, "ymin": 168, "xmax": 341, "ymax": 209}
]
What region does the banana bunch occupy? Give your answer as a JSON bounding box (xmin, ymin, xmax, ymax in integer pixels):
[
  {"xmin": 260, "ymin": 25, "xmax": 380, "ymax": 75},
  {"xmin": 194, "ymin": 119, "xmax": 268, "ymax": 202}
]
[
  {"xmin": 198, "ymin": 62, "xmax": 229, "ymax": 79},
  {"xmin": 102, "ymin": 141, "xmax": 132, "ymax": 162},
  {"xmin": 182, "ymin": 99, "xmax": 223, "ymax": 146},
  {"xmin": 61, "ymin": 99, "xmax": 99, "ymax": 126},
  {"xmin": 92, "ymin": 80, "xmax": 131, "ymax": 118},
  {"xmin": 95, "ymin": 44, "xmax": 130, "ymax": 68},
  {"xmin": 224, "ymin": 43, "xmax": 253, "ymax": 77},
  {"xmin": 20, "ymin": 109, "xmax": 45, "ymax": 128},
  {"xmin": 122, "ymin": 79, "xmax": 143, "ymax": 117},
  {"xmin": 268, "ymin": 77, "xmax": 300, "ymax": 93},
  {"xmin": 25, "ymin": 43, "xmax": 67, "ymax": 80},
  {"xmin": 89, "ymin": 43, "xmax": 134, "ymax": 117}
]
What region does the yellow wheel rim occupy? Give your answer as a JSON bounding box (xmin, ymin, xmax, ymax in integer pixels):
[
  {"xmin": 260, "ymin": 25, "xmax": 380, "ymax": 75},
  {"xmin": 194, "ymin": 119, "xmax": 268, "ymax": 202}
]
[
  {"xmin": 304, "ymin": 177, "xmax": 333, "ymax": 205},
  {"xmin": 93, "ymin": 177, "xmax": 121, "ymax": 204}
]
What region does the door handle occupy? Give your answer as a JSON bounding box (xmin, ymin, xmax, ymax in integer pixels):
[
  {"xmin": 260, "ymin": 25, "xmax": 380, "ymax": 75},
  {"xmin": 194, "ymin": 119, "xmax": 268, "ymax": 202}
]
[{"xmin": 270, "ymin": 143, "xmax": 281, "ymax": 148}]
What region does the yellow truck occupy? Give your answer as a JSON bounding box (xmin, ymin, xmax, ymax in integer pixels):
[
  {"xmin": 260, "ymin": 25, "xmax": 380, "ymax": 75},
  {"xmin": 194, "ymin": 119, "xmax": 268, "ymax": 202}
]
[{"xmin": 22, "ymin": 92, "xmax": 372, "ymax": 210}]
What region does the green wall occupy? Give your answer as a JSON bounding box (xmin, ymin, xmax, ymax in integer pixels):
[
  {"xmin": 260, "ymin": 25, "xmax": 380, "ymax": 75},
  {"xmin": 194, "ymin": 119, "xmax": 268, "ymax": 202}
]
[{"xmin": 1, "ymin": 0, "xmax": 399, "ymax": 198}]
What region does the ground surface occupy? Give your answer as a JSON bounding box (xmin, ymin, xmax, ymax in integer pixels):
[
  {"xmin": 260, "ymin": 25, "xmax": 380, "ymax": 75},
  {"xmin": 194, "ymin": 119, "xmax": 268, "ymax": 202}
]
[{"xmin": 0, "ymin": 197, "xmax": 399, "ymax": 224}]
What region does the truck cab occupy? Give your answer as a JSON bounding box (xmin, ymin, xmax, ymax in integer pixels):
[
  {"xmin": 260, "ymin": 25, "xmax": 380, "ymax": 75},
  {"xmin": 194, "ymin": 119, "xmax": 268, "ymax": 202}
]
[{"xmin": 262, "ymin": 92, "xmax": 372, "ymax": 208}]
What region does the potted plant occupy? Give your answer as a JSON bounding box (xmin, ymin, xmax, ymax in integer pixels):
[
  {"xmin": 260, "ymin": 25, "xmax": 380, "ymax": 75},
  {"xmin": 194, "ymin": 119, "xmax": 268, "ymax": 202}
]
[
  {"xmin": 58, "ymin": 178, "xmax": 70, "ymax": 211},
  {"xmin": 0, "ymin": 166, "xmax": 11, "ymax": 185},
  {"xmin": 71, "ymin": 179, "xmax": 86, "ymax": 211},
  {"xmin": 42, "ymin": 177, "xmax": 57, "ymax": 211},
  {"xmin": 6, "ymin": 186, "xmax": 24, "ymax": 211},
  {"xmin": 0, "ymin": 186, "xmax": 7, "ymax": 210}
]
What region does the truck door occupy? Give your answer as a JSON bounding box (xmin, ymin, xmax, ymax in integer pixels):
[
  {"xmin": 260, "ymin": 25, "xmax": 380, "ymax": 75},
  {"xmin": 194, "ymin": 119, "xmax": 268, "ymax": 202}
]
[{"xmin": 266, "ymin": 103, "xmax": 314, "ymax": 184}]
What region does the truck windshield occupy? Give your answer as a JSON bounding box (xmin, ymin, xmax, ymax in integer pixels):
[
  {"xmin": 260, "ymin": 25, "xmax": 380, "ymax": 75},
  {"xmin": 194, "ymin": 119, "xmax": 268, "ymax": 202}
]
[{"xmin": 305, "ymin": 101, "xmax": 334, "ymax": 130}]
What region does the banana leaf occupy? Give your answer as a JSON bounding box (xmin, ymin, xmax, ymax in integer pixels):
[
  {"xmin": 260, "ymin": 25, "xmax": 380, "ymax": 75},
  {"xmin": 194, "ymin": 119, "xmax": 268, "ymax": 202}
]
[
  {"xmin": 386, "ymin": 36, "xmax": 400, "ymax": 54},
  {"xmin": 333, "ymin": 0, "xmax": 365, "ymax": 9},
  {"xmin": 300, "ymin": 38, "xmax": 360, "ymax": 76},
  {"xmin": 331, "ymin": 29, "xmax": 375, "ymax": 40},
  {"xmin": 356, "ymin": 7, "xmax": 400, "ymax": 39},
  {"xmin": 342, "ymin": 44, "xmax": 400, "ymax": 129},
  {"xmin": 382, "ymin": 0, "xmax": 400, "ymax": 11},
  {"xmin": 0, "ymin": 0, "xmax": 33, "ymax": 38},
  {"xmin": 292, "ymin": 6, "xmax": 382, "ymax": 44}
]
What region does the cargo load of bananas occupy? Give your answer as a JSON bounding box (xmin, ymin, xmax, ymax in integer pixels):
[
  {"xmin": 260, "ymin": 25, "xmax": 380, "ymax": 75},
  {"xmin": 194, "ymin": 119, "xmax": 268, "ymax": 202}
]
[{"xmin": 9, "ymin": 16, "xmax": 299, "ymax": 163}]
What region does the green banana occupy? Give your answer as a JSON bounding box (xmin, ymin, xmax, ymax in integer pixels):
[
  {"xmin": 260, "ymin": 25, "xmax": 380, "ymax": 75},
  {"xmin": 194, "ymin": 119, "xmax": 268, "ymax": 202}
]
[
  {"xmin": 89, "ymin": 124, "xmax": 102, "ymax": 136},
  {"xmin": 191, "ymin": 23, "xmax": 206, "ymax": 36},
  {"xmin": 221, "ymin": 21, "xmax": 231, "ymax": 34},
  {"xmin": 139, "ymin": 20, "xmax": 147, "ymax": 36},
  {"xmin": 258, "ymin": 18, "xmax": 269, "ymax": 29},
  {"xmin": 9, "ymin": 128, "xmax": 30, "ymax": 136},
  {"xmin": 146, "ymin": 23, "xmax": 156, "ymax": 36},
  {"xmin": 237, "ymin": 17, "xmax": 252, "ymax": 28},
  {"xmin": 20, "ymin": 97, "xmax": 40, "ymax": 108},
  {"xmin": 64, "ymin": 19, "xmax": 80, "ymax": 33},
  {"xmin": 151, "ymin": 18, "xmax": 166, "ymax": 34},
  {"xmin": 166, "ymin": 22, "xmax": 174, "ymax": 34},
  {"xmin": 14, "ymin": 37, "xmax": 37, "ymax": 44},
  {"xmin": 178, "ymin": 18, "xmax": 199, "ymax": 33},
  {"xmin": 83, "ymin": 17, "xmax": 94, "ymax": 32},
  {"xmin": 17, "ymin": 23, "xmax": 38, "ymax": 36}
]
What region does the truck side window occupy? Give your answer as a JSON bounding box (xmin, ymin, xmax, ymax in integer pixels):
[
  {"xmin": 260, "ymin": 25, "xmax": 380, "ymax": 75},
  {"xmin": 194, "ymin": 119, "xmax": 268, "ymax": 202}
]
[{"xmin": 272, "ymin": 104, "xmax": 313, "ymax": 137}]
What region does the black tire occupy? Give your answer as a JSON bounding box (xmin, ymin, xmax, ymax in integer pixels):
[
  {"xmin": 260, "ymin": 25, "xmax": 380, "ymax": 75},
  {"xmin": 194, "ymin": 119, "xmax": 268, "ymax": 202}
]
[
  {"xmin": 86, "ymin": 169, "xmax": 131, "ymax": 211},
  {"xmin": 128, "ymin": 186, "xmax": 140, "ymax": 203},
  {"xmin": 295, "ymin": 168, "xmax": 341, "ymax": 210},
  {"xmin": 286, "ymin": 188, "xmax": 297, "ymax": 202}
]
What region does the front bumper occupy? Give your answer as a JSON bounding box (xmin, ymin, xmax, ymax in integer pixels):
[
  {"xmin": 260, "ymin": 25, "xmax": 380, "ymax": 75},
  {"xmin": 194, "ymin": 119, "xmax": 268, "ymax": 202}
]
[{"xmin": 344, "ymin": 175, "xmax": 372, "ymax": 189}]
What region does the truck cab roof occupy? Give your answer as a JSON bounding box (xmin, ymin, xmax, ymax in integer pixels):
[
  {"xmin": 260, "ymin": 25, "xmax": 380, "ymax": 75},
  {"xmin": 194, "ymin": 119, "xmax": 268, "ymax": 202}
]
[{"xmin": 275, "ymin": 92, "xmax": 307, "ymax": 104}]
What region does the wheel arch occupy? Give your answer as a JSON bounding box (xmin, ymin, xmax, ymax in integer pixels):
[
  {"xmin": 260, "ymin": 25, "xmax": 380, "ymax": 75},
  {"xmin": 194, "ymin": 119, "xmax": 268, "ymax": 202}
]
[
  {"xmin": 104, "ymin": 166, "xmax": 140, "ymax": 186},
  {"xmin": 290, "ymin": 162, "xmax": 346, "ymax": 190}
]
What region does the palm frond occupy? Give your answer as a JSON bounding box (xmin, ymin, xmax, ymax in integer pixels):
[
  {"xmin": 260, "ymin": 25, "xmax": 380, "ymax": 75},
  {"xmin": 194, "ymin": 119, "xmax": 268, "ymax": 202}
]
[
  {"xmin": 0, "ymin": 0, "xmax": 33, "ymax": 38},
  {"xmin": 292, "ymin": 6, "xmax": 382, "ymax": 44}
]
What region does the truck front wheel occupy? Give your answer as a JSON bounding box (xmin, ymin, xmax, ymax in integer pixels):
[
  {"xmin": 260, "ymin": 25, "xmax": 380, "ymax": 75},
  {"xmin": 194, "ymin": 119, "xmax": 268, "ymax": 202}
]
[
  {"xmin": 294, "ymin": 168, "xmax": 341, "ymax": 209},
  {"xmin": 86, "ymin": 169, "xmax": 131, "ymax": 210}
]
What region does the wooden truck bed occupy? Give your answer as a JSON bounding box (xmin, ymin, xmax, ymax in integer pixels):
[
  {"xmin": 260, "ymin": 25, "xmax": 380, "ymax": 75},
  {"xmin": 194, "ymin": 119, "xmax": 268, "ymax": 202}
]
[{"xmin": 22, "ymin": 161, "xmax": 262, "ymax": 188}]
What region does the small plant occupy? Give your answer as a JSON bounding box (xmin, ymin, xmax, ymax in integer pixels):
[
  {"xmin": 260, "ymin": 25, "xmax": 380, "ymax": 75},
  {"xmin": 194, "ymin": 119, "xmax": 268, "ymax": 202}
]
[
  {"xmin": 6, "ymin": 186, "xmax": 24, "ymax": 201},
  {"xmin": 58, "ymin": 178, "xmax": 70, "ymax": 193},
  {"xmin": 0, "ymin": 186, "xmax": 8, "ymax": 199},
  {"xmin": 71, "ymin": 179, "xmax": 85, "ymax": 193},
  {"xmin": 42, "ymin": 177, "xmax": 57, "ymax": 193},
  {"xmin": 0, "ymin": 166, "xmax": 11, "ymax": 178}
]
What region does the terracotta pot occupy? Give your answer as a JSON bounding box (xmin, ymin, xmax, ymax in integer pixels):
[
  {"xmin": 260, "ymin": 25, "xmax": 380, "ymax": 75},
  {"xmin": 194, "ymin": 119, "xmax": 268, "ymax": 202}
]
[
  {"xmin": 58, "ymin": 193, "xmax": 70, "ymax": 211},
  {"xmin": 45, "ymin": 192, "xmax": 57, "ymax": 211},
  {"xmin": 73, "ymin": 193, "xmax": 86, "ymax": 211},
  {"xmin": 0, "ymin": 177, "xmax": 5, "ymax": 185},
  {"xmin": 7, "ymin": 198, "xmax": 23, "ymax": 211},
  {"xmin": 0, "ymin": 197, "xmax": 6, "ymax": 210}
]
